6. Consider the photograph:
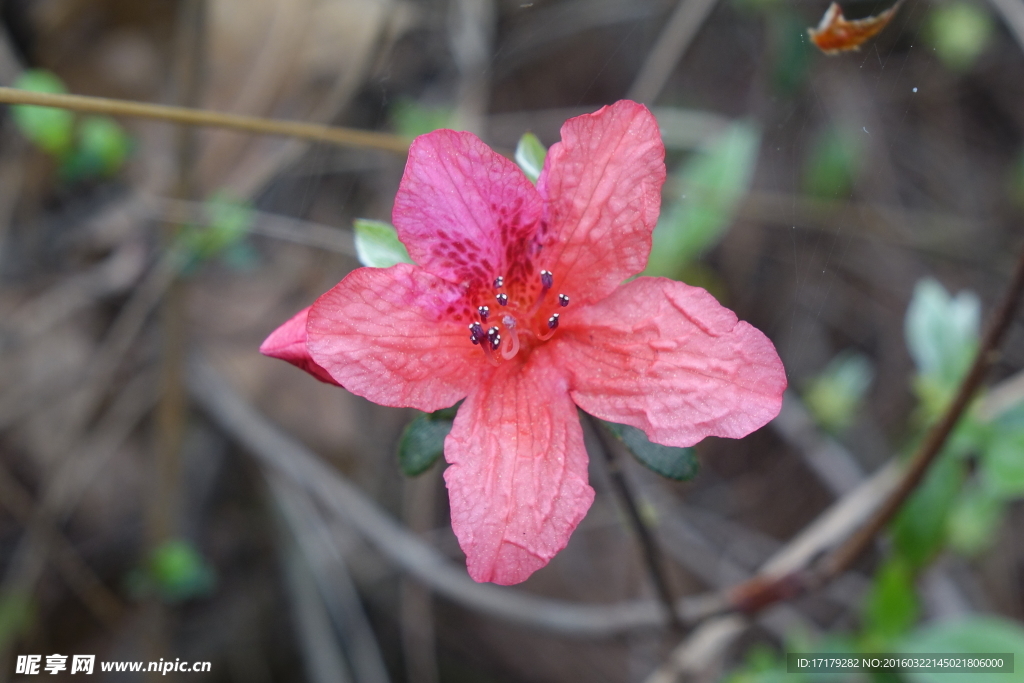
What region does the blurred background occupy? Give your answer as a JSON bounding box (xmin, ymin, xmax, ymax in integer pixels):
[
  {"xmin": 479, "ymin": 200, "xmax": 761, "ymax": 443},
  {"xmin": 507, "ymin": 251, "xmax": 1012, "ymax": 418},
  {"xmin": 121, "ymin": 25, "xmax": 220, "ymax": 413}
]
[{"xmin": 0, "ymin": 0, "xmax": 1023, "ymax": 681}]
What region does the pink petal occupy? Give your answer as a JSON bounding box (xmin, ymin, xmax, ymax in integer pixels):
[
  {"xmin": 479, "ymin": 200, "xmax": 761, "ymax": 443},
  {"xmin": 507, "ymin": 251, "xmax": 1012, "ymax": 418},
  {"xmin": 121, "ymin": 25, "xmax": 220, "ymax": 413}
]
[
  {"xmin": 554, "ymin": 277, "xmax": 786, "ymax": 447},
  {"xmin": 393, "ymin": 130, "xmax": 543, "ymax": 287},
  {"xmin": 537, "ymin": 101, "xmax": 666, "ymax": 305},
  {"xmin": 260, "ymin": 307, "xmax": 340, "ymax": 386},
  {"xmin": 306, "ymin": 264, "xmax": 482, "ymax": 412},
  {"xmin": 443, "ymin": 350, "xmax": 595, "ymax": 585}
]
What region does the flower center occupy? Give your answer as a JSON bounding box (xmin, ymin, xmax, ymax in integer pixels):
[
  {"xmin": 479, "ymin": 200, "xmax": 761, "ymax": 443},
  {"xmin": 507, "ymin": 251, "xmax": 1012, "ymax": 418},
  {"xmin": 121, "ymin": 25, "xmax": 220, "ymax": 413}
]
[{"xmin": 465, "ymin": 268, "xmax": 570, "ymax": 364}]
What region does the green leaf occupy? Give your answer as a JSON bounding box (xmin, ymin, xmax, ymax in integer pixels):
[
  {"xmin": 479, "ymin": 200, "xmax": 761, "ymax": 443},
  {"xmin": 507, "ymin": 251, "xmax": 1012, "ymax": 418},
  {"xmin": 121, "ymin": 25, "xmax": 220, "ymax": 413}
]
[
  {"xmin": 892, "ymin": 449, "xmax": 964, "ymax": 568},
  {"xmin": 644, "ymin": 122, "xmax": 760, "ymax": 279},
  {"xmin": 904, "ymin": 278, "xmax": 979, "ymax": 396},
  {"xmin": 803, "ymin": 126, "xmax": 864, "ymax": 199},
  {"xmin": 11, "ymin": 70, "xmax": 75, "ymax": 157},
  {"xmin": 863, "ymin": 556, "xmax": 919, "ymax": 643},
  {"xmin": 947, "ymin": 482, "xmax": 1002, "ymax": 555},
  {"xmin": 390, "ymin": 99, "xmax": 455, "ymax": 138},
  {"xmin": 515, "ymin": 132, "xmax": 547, "ymax": 183},
  {"xmin": 174, "ymin": 192, "xmax": 255, "ymax": 270},
  {"xmin": 802, "ymin": 350, "xmax": 874, "ymax": 434},
  {"xmin": 0, "ymin": 592, "xmax": 34, "ymax": 648},
  {"xmin": 603, "ymin": 421, "xmax": 699, "ymax": 481},
  {"xmin": 354, "ymin": 218, "xmax": 413, "ymax": 268},
  {"xmin": 148, "ymin": 539, "xmax": 216, "ymax": 603},
  {"xmin": 898, "ymin": 616, "xmax": 1024, "ymax": 683},
  {"xmin": 982, "ymin": 428, "xmax": 1024, "ymax": 498},
  {"xmin": 398, "ymin": 409, "xmax": 456, "ymax": 476},
  {"xmin": 926, "ymin": 2, "xmax": 994, "ymax": 72},
  {"xmin": 1010, "ymin": 149, "xmax": 1024, "ymax": 210},
  {"xmin": 67, "ymin": 115, "xmax": 131, "ymax": 178},
  {"xmin": 769, "ymin": 10, "xmax": 813, "ymax": 95}
]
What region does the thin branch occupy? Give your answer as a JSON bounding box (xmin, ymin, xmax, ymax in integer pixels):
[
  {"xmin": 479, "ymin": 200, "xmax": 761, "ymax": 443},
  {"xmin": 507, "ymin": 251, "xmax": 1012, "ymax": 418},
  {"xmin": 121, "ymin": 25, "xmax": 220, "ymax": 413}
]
[
  {"xmin": 587, "ymin": 415, "xmax": 681, "ymax": 629},
  {"xmin": 0, "ymin": 87, "xmax": 410, "ymax": 155}
]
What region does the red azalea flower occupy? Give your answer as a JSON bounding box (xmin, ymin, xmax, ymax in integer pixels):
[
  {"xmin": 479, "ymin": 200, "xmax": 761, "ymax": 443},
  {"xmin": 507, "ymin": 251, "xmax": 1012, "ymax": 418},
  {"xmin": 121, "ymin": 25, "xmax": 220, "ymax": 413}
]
[{"xmin": 261, "ymin": 101, "xmax": 787, "ymax": 585}]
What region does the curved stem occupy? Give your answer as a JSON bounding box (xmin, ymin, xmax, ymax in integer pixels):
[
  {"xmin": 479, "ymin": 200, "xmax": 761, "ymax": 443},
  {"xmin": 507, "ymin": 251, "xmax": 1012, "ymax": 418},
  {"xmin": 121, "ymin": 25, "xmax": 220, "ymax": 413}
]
[{"xmin": 0, "ymin": 87, "xmax": 410, "ymax": 154}]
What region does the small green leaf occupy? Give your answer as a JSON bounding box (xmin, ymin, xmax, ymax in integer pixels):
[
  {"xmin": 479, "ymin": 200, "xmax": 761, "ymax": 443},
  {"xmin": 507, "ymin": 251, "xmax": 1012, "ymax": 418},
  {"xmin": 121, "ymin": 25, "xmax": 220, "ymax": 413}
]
[
  {"xmin": 904, "ymin": 278, "xmax": 979, "ymax": 398},
  {"xmin": 863, "ymin": 556, "xmax": 919, "ymax": 643},
  {"xmin": 926, "ymin": 2, "xmax": 994, "ymax": 72},
  {"xmin": 354, "ymin": 218, "xmax": 413, "ymax": 268},
  {"xmin": 603, "ymin": 421, "xmax": 699, "ymax": 481},
  {"xmin": 11, "ymin": 70, "xmax": 75, "ymax": 157},
  {"xmin": 982, "ymin": 428, "xmax": 1024, "ymax": 498},
  {"xmin": 390, "ymin": 99, "xmax": 455, "ymax": 138},
  {"xmin": 898, "ymin": 616, "xmax": 1024, "ymax": 683},
  {"xmin": 148, "ymin": 539, "xmax": 216, "ymax": 603},
  {"xmin": 0, "ymin": 592, "xmax": 34, "ymax": 648},
  {"xmin": 174, "ymin": 192, "xmax": 254, "ymax": 270},
  {"xmin": 803, "ymin": 126, "xmax": 864, "ymax": 199},
  {"xmin": 892, "ymin": 449, "xmax": 964, "ymax": 568},
  {"xmin": 398, "ymin": 410, "xmax": 456, "ymax": 476},
  {"xmin": 515, "ymin": 132, "xmax": 547, "ymax": 183},
  {"xmin": 70, "ymin": 115, "xmax": 131, "ymax": 177},
  {"xmin": 947, "ymin": 482, "xmax": 1002, "ymax": 555},
  {"xmin": 803, "ymin": 350, "xmax": 874, "ymax": 434},
  {"xmin": 644, "ymin": 122, "xmax": 760, "ymax": 279}
]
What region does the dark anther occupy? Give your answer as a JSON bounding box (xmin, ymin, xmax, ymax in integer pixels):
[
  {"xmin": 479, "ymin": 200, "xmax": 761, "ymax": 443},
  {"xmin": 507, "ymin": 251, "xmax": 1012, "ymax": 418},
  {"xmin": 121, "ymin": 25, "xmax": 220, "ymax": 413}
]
[
  {"xmin": 558, "ymin": 294, "xmax": 570, "ymax": 307},
  {"xmin": 547, "ymin": 313, "xmax": 560, "ymax": 330},
  {"xmin": 493, "ymin": 276, "xmax": 504, "ymax": 289},
  {"xmin": 540, "ymin": 270, "xmax": 553, "ymax": 290},
  {"xmin": 478, "ymin": 305, "xmax": 490, "ymax": 321},
  {"xmin": 497, "ymin": 293, "xmax": 509, "ymax": 306},
  {"xmin": 469, "ymin": 322, "xmax": 484, "ymax": 345},
  {"xmin": 487, "ymin": 326, "xmax": 501, "ymax": 350}
]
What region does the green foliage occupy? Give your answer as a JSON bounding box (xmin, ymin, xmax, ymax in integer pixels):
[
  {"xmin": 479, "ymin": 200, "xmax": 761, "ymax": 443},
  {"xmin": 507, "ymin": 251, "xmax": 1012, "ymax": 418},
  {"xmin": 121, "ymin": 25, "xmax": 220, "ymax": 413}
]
[
  {"xmin": 63, "ymin": 116, "xmax": 132, "ymax": 180},
  {"xmin": 983, "ymin": 427, "xmax": 1024, "ymax": 498},
  {"xmin": 398, "ymin": 406, "xmax": 458, "ymax": 476},
  {"xmin": 925, "ymin": 2, "xmax": 994, "ymax": 72},
  {"xmin": 515, "ymin": 132, "xmax": 547, "ymax": 184},
  {"xmin": 863, "ymin": 557, "xmax": 919, "ymax": 644},
  {"xmin": 176, "ymin": 192, "xmax": 255, "ymax": 271},
  {"xmin": 898, "ymin": 616, "xmax": 1024, "ymax": 683},
  {"xmin": 892, "ymin": 450, "xmax": 964, "ymax": 568},
  {"xmin": 142, "ymin": 539, "xmax": 216, "ymax": 603},
  {"xmin": 354, "ymin": 218, "xmax": 414, "ymax": 268},
  {"xmin": 644, "ymin": 122, "xmax": 760, "ymax": 279},
  {"xmin": 390, "ymin": 99, "xmax": 456, "ymax": 138},
  {"xmin": 602, "ymin": 420, "xmax": 699, "ymax": 481},
  {"xmin": 0, "ymin": 592, "xmax": 34, "ymax": 647},
  {"xmin": 803, "ymin": 127, "xmax": 864, "ymax": 199},
  {"xmin": 803, "ymin": 351, "xmax": 874, "ymax": 434},
  {"xmin": 1011, "ymin": 149, "xmax": 1024, "ymax": 210},
  {"xmin": 947, "ymin": 481, "xmax": 1002, "ymax": 555},
  {"xmin": 904, "ymin": 278, "xmax": 979, "ymax": 416},
  {"xmin": 769, "ymin": 10, "xmax": 813, "ymax": 95},
  {"xmin": 12, "ymin": 70, "xmax": 75, "ymax": 157}
]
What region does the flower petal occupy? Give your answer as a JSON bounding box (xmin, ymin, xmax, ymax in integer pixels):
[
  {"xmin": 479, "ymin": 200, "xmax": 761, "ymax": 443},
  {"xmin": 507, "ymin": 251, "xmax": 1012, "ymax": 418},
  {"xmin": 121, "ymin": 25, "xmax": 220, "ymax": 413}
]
[
  {"xmin": 393, "ymin": 129, "xmax": 543, "ymax": 287},
  {"xmin": 555, "ymin": 277, "xmax": 786, "ymax": 447},
  {"xmin": 443, "ymin": 350, "xmax": 595, "ymax": 585},
  {"xmin": 537, "ymin": 101, "xmax": 666, "ymax": 305},
  {"xmin": 307, "ymin": 264, "xmax": 482, "ymax": 411},
  {"xmin": 260, "ymin": 307, "xmax": 340, "ymax": 386}
]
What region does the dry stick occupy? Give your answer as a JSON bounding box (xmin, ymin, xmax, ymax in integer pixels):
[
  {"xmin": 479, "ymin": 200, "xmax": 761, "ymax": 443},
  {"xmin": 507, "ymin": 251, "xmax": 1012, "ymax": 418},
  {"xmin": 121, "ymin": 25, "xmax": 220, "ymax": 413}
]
[
  {"xmin": 626, "ymin": 0, "xmax": 720, "ymax": 104},
  {"xmin": 586, "ymin": 415, "xmax": 682, "ymax": 630},
  {"xmin": 0, "ymin": 87, "xmax": 411, "ymax": 155}
]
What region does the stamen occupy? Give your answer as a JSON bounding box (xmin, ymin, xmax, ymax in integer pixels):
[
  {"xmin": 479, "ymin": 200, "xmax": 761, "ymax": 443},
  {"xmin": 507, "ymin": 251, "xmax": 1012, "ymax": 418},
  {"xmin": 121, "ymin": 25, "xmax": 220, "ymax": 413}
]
[
  {"xmin": 468, "ymin": 322, "xmax": 484, "ymax": 345},
  {"xmin": 478, "ymin": 305, "xmax": 490, "ymax": 321},
  {"xmin": 538, "ymin": 313, "xmax": 559, "ymax": 341},
  {"xmin": 496, "ymin": 293, "xmax": 508, "ymax": 306},
  {"xmin": 493, "ymin": 276, "xmax": 504, "ymax": 289},
  {"xmin": 558, "ymin": 294, "xmax": 570, "ymax": 307},
  {"xmin": 501, "ymin": 315, "xmax": 521, "ymax": 360},
  {"xmin": 487, "ymin": 326, "xmax": 501, "ymax": 351},
  {"xmin": 540, "ymin": 270, "xmax": 553, "ymax": 290}
]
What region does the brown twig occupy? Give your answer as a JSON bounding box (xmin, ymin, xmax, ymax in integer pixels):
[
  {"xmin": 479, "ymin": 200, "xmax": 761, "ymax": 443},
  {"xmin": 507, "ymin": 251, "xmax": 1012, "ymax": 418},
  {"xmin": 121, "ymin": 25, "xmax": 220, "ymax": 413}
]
[
  {"xmin": 0, "ymin": 87, "xmax": 410, "ymax": 154},
  {"xmin": 586, "ymin": 415, "xmax": 682, "ymax": 630}
]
